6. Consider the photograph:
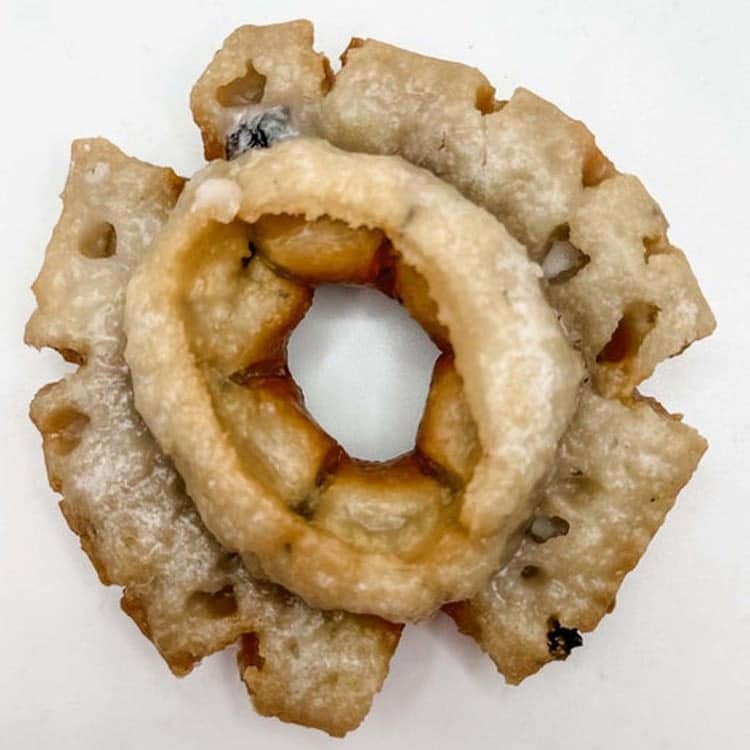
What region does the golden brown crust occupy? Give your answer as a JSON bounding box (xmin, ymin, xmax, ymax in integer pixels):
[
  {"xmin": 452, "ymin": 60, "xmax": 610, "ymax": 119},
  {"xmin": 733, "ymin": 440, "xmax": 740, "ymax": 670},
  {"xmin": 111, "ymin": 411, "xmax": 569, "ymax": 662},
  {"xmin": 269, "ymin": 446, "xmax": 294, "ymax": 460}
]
[{"xmin": 25, "ymin": 138, "xmax": 399, "ymax": 735}]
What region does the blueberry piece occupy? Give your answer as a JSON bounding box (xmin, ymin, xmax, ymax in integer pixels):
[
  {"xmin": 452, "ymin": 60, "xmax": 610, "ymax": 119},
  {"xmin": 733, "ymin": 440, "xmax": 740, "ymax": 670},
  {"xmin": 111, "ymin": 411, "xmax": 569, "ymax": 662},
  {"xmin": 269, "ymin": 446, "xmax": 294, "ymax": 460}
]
[
  {"xmin": 225, "ymin": 107, "xmax": 298, "ymax": 159},
  {"xmin": 546, "ymin": 618, "xmax": 583, "ymax": 658}
]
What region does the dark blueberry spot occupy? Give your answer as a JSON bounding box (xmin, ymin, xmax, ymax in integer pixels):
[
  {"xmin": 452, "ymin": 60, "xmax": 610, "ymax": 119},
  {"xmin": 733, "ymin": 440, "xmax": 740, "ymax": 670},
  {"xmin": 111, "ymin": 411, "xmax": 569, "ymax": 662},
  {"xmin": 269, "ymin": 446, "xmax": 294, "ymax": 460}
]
[
  {"xmin": 225, "ymin": 107, "xmax": 298, "ymax": 159},
  {"xmin": 546, "ymin": 618, "xmax": 583, "ymax": 658}
]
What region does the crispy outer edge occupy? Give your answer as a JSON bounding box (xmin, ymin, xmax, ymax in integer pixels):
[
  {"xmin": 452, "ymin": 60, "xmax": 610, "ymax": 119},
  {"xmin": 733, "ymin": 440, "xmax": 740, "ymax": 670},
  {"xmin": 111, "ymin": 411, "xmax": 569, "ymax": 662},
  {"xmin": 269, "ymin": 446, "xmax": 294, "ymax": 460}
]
[
  {"xmin": 445, "ymin": 392, "xmax": 708, "ymax": 683},
  {"xmin": 25, "ymin": 138, "xmax": 401, "ymax": 735}
]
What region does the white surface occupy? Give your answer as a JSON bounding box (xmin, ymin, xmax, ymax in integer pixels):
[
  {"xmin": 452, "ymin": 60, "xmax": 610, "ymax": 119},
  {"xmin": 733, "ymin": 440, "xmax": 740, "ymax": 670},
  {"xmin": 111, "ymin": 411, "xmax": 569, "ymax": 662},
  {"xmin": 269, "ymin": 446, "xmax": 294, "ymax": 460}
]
[
  {"xmin": 1, "ymin": 1, "xmax": 748, "ymax": 748},
  {"xmin": 289, "ymin": 287, "xmax": 440, "ymax": 461}
]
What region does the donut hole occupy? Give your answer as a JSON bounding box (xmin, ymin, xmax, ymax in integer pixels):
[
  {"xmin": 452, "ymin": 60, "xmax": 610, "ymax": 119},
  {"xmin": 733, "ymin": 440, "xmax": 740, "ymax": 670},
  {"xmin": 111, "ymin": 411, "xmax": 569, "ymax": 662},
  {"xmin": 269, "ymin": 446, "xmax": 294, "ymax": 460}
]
[
  {"xmin": 187, "ymin": 585, "xmax": 238, "ymax": 619},
  {"xmin": 79, "ymin": 220, "xmax": 117, "ymax": 259},
  {"xmin": 180, "ymin": 217, "xmax": 447, "ymax": 519},
  {"xmin": 596, "ymin": 302, "xmax": 659, "ymax": 365},
  {"xmin": 217, "ymin": 61, "xmax": 266, "ymax": 106},
  {"xmin": 288, "ymin": 285, "xmax": 440, "ymax": 461}
]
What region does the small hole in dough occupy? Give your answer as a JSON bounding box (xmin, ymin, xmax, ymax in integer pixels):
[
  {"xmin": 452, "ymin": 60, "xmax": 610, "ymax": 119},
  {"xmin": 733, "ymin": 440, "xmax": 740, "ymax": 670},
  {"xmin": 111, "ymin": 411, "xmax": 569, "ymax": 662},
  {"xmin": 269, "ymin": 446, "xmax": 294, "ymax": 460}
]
[
  {"xmin": 541, "ymin": 225, "xmax": 590, "ymax": 283},
  {"xmin": 520, "ymin": 564, "xmax": 542, "ymax": 579},
  {"xmin": 218, "ymin": 553, "xmax": 242, "ymax": 574},
  {"xmin": 529, "ymin": 515, "xmax": 570, "ymax": 543},
  {"xmin": 596, "ymin": 302, "xmax": 659, "ymax": 365},
  {"xmin": 217, "ymin": 61, "xmax": 267, "ymax": 107},
  {"xmin": 187, "ymin": 585, "xmax": 238, "ymax": 619},
  {"xmin": 43, "ymin": 406, "xmax": 90, "ymax": 455},
  {"xmin": 80, "ymin": 221, "xmax": 116, "ymax": 259},
  {"xmin": 239, "ymin": 632, "xmax": 265, "ymax": 670}
]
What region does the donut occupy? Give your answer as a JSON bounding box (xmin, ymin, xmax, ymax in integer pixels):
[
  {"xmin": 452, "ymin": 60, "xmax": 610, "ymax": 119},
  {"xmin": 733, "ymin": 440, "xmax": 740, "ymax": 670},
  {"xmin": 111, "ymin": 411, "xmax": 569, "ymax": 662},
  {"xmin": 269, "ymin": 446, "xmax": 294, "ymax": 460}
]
[
  {"xmin": 123, "ymin": 137, "xmax": 583, "ymax": 621},
  {"xmin": 24, "ymin": 20, "xmax": 715, "ymax": 735}
]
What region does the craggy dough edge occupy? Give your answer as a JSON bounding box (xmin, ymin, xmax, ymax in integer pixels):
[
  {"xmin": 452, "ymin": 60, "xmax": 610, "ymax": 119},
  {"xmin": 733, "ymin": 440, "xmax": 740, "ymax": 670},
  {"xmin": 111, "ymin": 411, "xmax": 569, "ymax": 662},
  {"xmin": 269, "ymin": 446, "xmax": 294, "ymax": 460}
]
[
  {"xmin": 25, "ymin": 138, "xmax": 400, "ymax": 736},
  {"xmin": 190, "ymin": 20, "xmax": 715, "ymax": 398},
  {"xmin": 445, "ymin": 388, "xmax": 707, "ymax": 683}
]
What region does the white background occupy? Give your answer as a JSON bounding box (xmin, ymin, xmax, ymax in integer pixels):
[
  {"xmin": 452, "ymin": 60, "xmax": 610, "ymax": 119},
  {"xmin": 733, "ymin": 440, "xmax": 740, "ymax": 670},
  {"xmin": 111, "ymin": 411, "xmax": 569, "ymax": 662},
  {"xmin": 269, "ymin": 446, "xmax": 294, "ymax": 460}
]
[{"xmin": 1, "ymin": 1, "xmax": 748, "ymax": 748}]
